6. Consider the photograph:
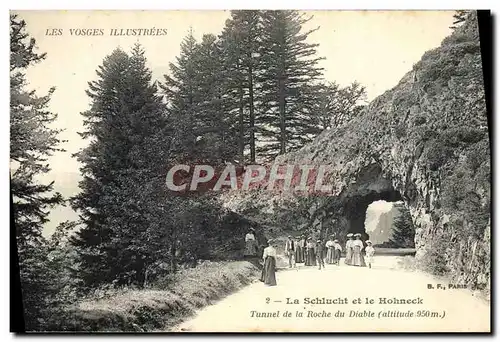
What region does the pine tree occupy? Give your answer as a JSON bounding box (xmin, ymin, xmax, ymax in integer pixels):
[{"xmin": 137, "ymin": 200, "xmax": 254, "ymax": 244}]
[
  {"xmin": 10, "ymin": 14, "xmax": 65, "ymax": 330},
  {"xmin": 160, "ymin": 31, "xmax": 242, "ymax": 271},
  {"xmin": 313, "ymin": 81, "xmax": 367, "ymax": 130},
  {"xmin": 220, "ymin": 11, "xmax": 262, "ymax": 162},
  {"xmin": 191, "ymin": 33, "xmax": 239, "ymax": 164},
  {"xmin": 389, "ymin": 205, "xmax": 415, "ymax": 248},
  {"xmin": 160, "ymin": 30, "xmax": 199, "ymax": 163},
  {"xmin": 257, "ymin": 10, "xmax": 324, "ymax": 159},
  {"xmin": 70, "ymin": 44, "xmax": 172, "ymax": 287}
]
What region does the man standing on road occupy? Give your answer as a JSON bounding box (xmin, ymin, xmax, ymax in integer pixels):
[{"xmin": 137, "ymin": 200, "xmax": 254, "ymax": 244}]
[
  {"xmin": 284, "ymin": 235, "xmax": 296, "ymax": 268},
  {"xmin": 316, "ymin": 239, "xmax": 326, "ymax": 270}
]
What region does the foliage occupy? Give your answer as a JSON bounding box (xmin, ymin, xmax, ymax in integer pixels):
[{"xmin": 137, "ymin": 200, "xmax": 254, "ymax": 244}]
[
  {"xmin": 312, "ymin": 81, "xmax": 367, "ymax": 130},
  {"xmin": 10, "ymin": 14, "xmax": 67, "ymax": 331},
  {"xmin": 257, "ymin": 10, "xmax": 325, "ymax": 159},
  {"xmin": 418, "ymin": 230, "xmax": 452, "ymax": 276},
  {"xmin": 70, "ymin": 44, "xmax": 173, "ymax": 288},
  {"xmin": 45, "ymin": 261, "xmax": 259, "ymax": 332},
  {"xmin": 388, "ymin": 204, "xmax": 415, "ymax": 248},
  {"xmin": 450, "ymin": 10, "xmax": 470, "ymax": 29}
]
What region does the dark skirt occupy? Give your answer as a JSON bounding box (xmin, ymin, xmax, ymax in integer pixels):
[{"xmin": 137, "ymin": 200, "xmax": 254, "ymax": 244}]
[
  {"xmin": 334, "ymin": 249, "xmax": 341, "ymax": 264},
  {"xmin": 260, "ymin": 256, "xmax": 277, "ymax": 286},
  {"xmin": 345, "ymin": 247, "xmax": 353, "ymax": 265},
  {"xmin": 295, "ymin": 246, "xmax": 303, "ymax": 263},
  {"xmin": 352, "ymin": 246, "xmax": 366, "ymax": 267},
  {"xmin": 305, "ymin": 248, "xmax": 317, "ymax": 266},
  {"xmin": 326, "ymin": 247, "xmax": 335, "ymax": 264},
  {"xmin": 244, "ymin": 239, "xmax": 258, "ymax": 256}
]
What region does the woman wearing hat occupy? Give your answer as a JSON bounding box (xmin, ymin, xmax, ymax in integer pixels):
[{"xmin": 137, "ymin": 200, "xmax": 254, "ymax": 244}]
[
  {"xmin": 344, "ymin": 233, "xmax": 354, "ymax": 265},
  {"xmin": 351, "ymin": 233, "xmax": 367, "ymax": 267},
  {"xmin": 304, "ymin": 237, "xmax": 317, "ymax": 266},
  {"xmin": 260, "ymin": 239, "xmax": 277, "ymax": 286},
  {"xmin": 325, "ymin": 235, "xmax": 336, "ymax": 264},
  {"xmin": 295, "ymin": 235, "xmax": 305, "ymax": 264}
]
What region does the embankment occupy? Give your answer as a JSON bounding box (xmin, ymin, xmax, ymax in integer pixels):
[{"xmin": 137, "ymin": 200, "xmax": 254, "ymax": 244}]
[{"xmin": 45, "ymin": 261, "xmax": 259, "ymax": 332}]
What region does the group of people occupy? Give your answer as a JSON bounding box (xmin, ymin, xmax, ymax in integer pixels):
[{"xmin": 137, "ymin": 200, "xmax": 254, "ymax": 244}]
[
  {"xmin": 344, "ymin": 233, "xmax": 375, "ymax": 268},
  {"xmin": 243, "ymin": 228, "xmax": 376, "ymax": 287},
  {"xmin": 284, "ymin": 235, "xmax": 344, "ymax": 269}
]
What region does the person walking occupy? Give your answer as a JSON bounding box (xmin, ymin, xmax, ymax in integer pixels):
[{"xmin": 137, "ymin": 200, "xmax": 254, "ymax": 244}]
[
  {"xmin": 244, "ymin": 228, "xmax": 258, "ymax": 258},
  {"xmin": 333, "ymin": 239, "xmax": 342, "ymax": 265},
  {"xmin": 351, "ymin": 233, "xmax": 367, "ymax": 267},
  {"xmin": 284, "ymin": 235, "xmax": 296, "ymax": 268},
  {"xmin": 305, "ymin": 237, "xmax": 317, "ymax": 266},
  {"xmin": 260, "ymin": 239, "xmax": 277, "ymax": 286},
  {"xmin": 325, "ymin": 235, "xmax": 336, "ymax": 264},
  {"xmin": 344, "ymin": 233, "xmax": 354, "ymax": 265},
  {"xmin": 295, "ymin": 235, "xmax": 305, "ymax": 264},
  {"xmin": 365, "ymin": 240, "xmax": 375, "ymax": 269},
  {"xmin": 316, "ymin": 239, "xmax": 326, "ymax": 270}
]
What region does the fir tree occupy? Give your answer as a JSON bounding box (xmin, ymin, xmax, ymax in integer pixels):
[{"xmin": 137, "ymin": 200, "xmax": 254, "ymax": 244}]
[
  {"xmin": 10, "ymin": 14, "xmax": 65, "ymax": 330},
  {"xmin": 160, "ymin": 30, "xmax": 199, "ymax": 163},
  {"xmin": 70, "ymin": 44, "xmax": 172, "ymax": 287},
  {"xmin": 389, "ymin": 204, "xmax": 415, "ymax": 248},
  {"xmin": 192, "ymin": 33, "xmax": 239, "ymax": 164},
  {"xmin": 257, "ymin": 10, "xmax": 324, "ymax": 159},
  {"xmin": 220, "ymin": 11, "xmax": 262, "ymax": 162},
  {"xmin": 313, "ymin": 81, "xmax": 367, "ymax": 130}
]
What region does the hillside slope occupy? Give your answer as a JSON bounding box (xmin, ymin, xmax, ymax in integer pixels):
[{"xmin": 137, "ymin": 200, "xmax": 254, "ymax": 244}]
[{"xmin": 224, "ymin": 13, "xmax": 490, "ymax": 291}]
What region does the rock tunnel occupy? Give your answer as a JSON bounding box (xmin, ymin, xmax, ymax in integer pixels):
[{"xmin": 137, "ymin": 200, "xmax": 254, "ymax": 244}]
[{"xmin": 312, "ymin": 164, "xmax": 407, "ymax": 241}]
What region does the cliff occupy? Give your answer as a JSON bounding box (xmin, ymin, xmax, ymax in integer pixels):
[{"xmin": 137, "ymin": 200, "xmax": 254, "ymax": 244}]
[{"xmin": 224, "ymin": 13, "xmax": 490, "ymax": 291}]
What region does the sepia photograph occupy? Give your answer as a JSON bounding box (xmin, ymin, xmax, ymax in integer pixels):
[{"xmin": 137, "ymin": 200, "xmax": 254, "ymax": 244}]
[{"xmin": 9, "ymin": 9, "xmax": 491, "ymax": 333}]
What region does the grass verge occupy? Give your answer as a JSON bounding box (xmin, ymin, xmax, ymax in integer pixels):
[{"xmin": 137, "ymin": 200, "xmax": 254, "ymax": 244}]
[{"xmin": 45, "ymin": 261, "xmax": 259, "ymax": 332}]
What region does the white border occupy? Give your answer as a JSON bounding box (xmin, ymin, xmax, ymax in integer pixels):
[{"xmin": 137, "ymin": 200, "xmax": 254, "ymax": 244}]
[{"xmin": 2, "ymin": 1, "xmax": 498, "ymax": 342}]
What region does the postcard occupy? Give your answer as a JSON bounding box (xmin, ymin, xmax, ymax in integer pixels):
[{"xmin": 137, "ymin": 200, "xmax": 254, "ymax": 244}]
[{"xmin": 10, "ymin": 9, "xmax": 491, "ymax": 333}]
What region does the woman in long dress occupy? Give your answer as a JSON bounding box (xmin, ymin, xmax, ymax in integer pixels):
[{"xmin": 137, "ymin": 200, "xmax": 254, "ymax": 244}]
[
  {"xmin": 244, "ymin": 228, "xmax": 258, "ymax": 258},
  {"xmin": 295, "ymin": 235, "xmax": 305, "ymax": 264},
  {"xmin": 260, "ymin": 239, "xmax": 277, "ymax": 286},
  {"xmin": 351, "ymin": 233, "xmax": 367, "ymax": 267},
  {"xmin": 325, "ymin": 236, "xmax": 336, "ymax": 264},
  {"xmin": 344, "ymin": 233, "xmax": 354, "ymax": 265},
  {"xmin": 305, "ymin": 237, "xmax": 317, "ymax": 266}
]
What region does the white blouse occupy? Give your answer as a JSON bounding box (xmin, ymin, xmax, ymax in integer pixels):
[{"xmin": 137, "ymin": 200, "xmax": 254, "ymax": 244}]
[
  {"xmin": 346, "ymin": 240, "xmax": 353, "ymax": 249},
  {"xmin": 352, "ymin": 240, "xmax": 364, "ymax": 249},
  {"xmin": 262, "ymin": 246, "xmax": 277, "ymax": 259},
  {"xmin": 245, "ymin": 233, "xmax": 255, "ymax": 242},
  {"xmin": 326, "ymin": 240, "xmax": 335, "ymax": 248},
  {"xmin": 334, "ymin": 243, "xmax": 342, "ymax": 251},
  {"xmin": 365, "ymin": 246, "xmax": 375, "ymax": 256}
]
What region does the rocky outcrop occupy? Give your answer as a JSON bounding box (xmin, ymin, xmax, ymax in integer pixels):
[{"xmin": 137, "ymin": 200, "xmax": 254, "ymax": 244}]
[{"xmin": 225, "ymin": 13, "xmax": 490, "ymax": 291}]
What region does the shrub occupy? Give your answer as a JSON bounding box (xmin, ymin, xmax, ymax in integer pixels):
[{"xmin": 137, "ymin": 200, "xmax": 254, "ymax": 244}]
[{"xmin": 419, "ymin": 230, "xmax": 452, "ymax": 276}]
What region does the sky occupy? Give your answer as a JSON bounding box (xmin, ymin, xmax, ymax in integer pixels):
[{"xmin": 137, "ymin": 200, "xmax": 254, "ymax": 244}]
[{"xmin": 12, "ymin": 10, "xmax": 456, "ymax": 235}]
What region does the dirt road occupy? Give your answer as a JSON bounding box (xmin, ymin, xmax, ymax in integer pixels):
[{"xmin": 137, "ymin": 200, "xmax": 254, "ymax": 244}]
[{"xmin": 171, "ymin": 256, "xmax": 490, "ymax": 332}]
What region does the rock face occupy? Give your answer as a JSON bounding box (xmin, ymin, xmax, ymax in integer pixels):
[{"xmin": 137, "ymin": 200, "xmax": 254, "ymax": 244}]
[{"xmin": 225, "ymin": 13, "xmax": 490, "ymax": 291}]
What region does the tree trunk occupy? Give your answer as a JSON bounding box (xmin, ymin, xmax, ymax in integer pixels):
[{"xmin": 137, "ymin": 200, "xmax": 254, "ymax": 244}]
[
  {"xmin": 238, "ymin": 79, "xmax": 245, "ymax": 162},
  {"xmin": 170, "ymin": 241, "xmax": 177, "ymax": 273},
  {"xmin": 248, "ymin": 63, "xmax": 256, "ymax": 162},
  {"xmin": 279, "ymin": 76, "xmax": 286, "ymax": 154}
]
